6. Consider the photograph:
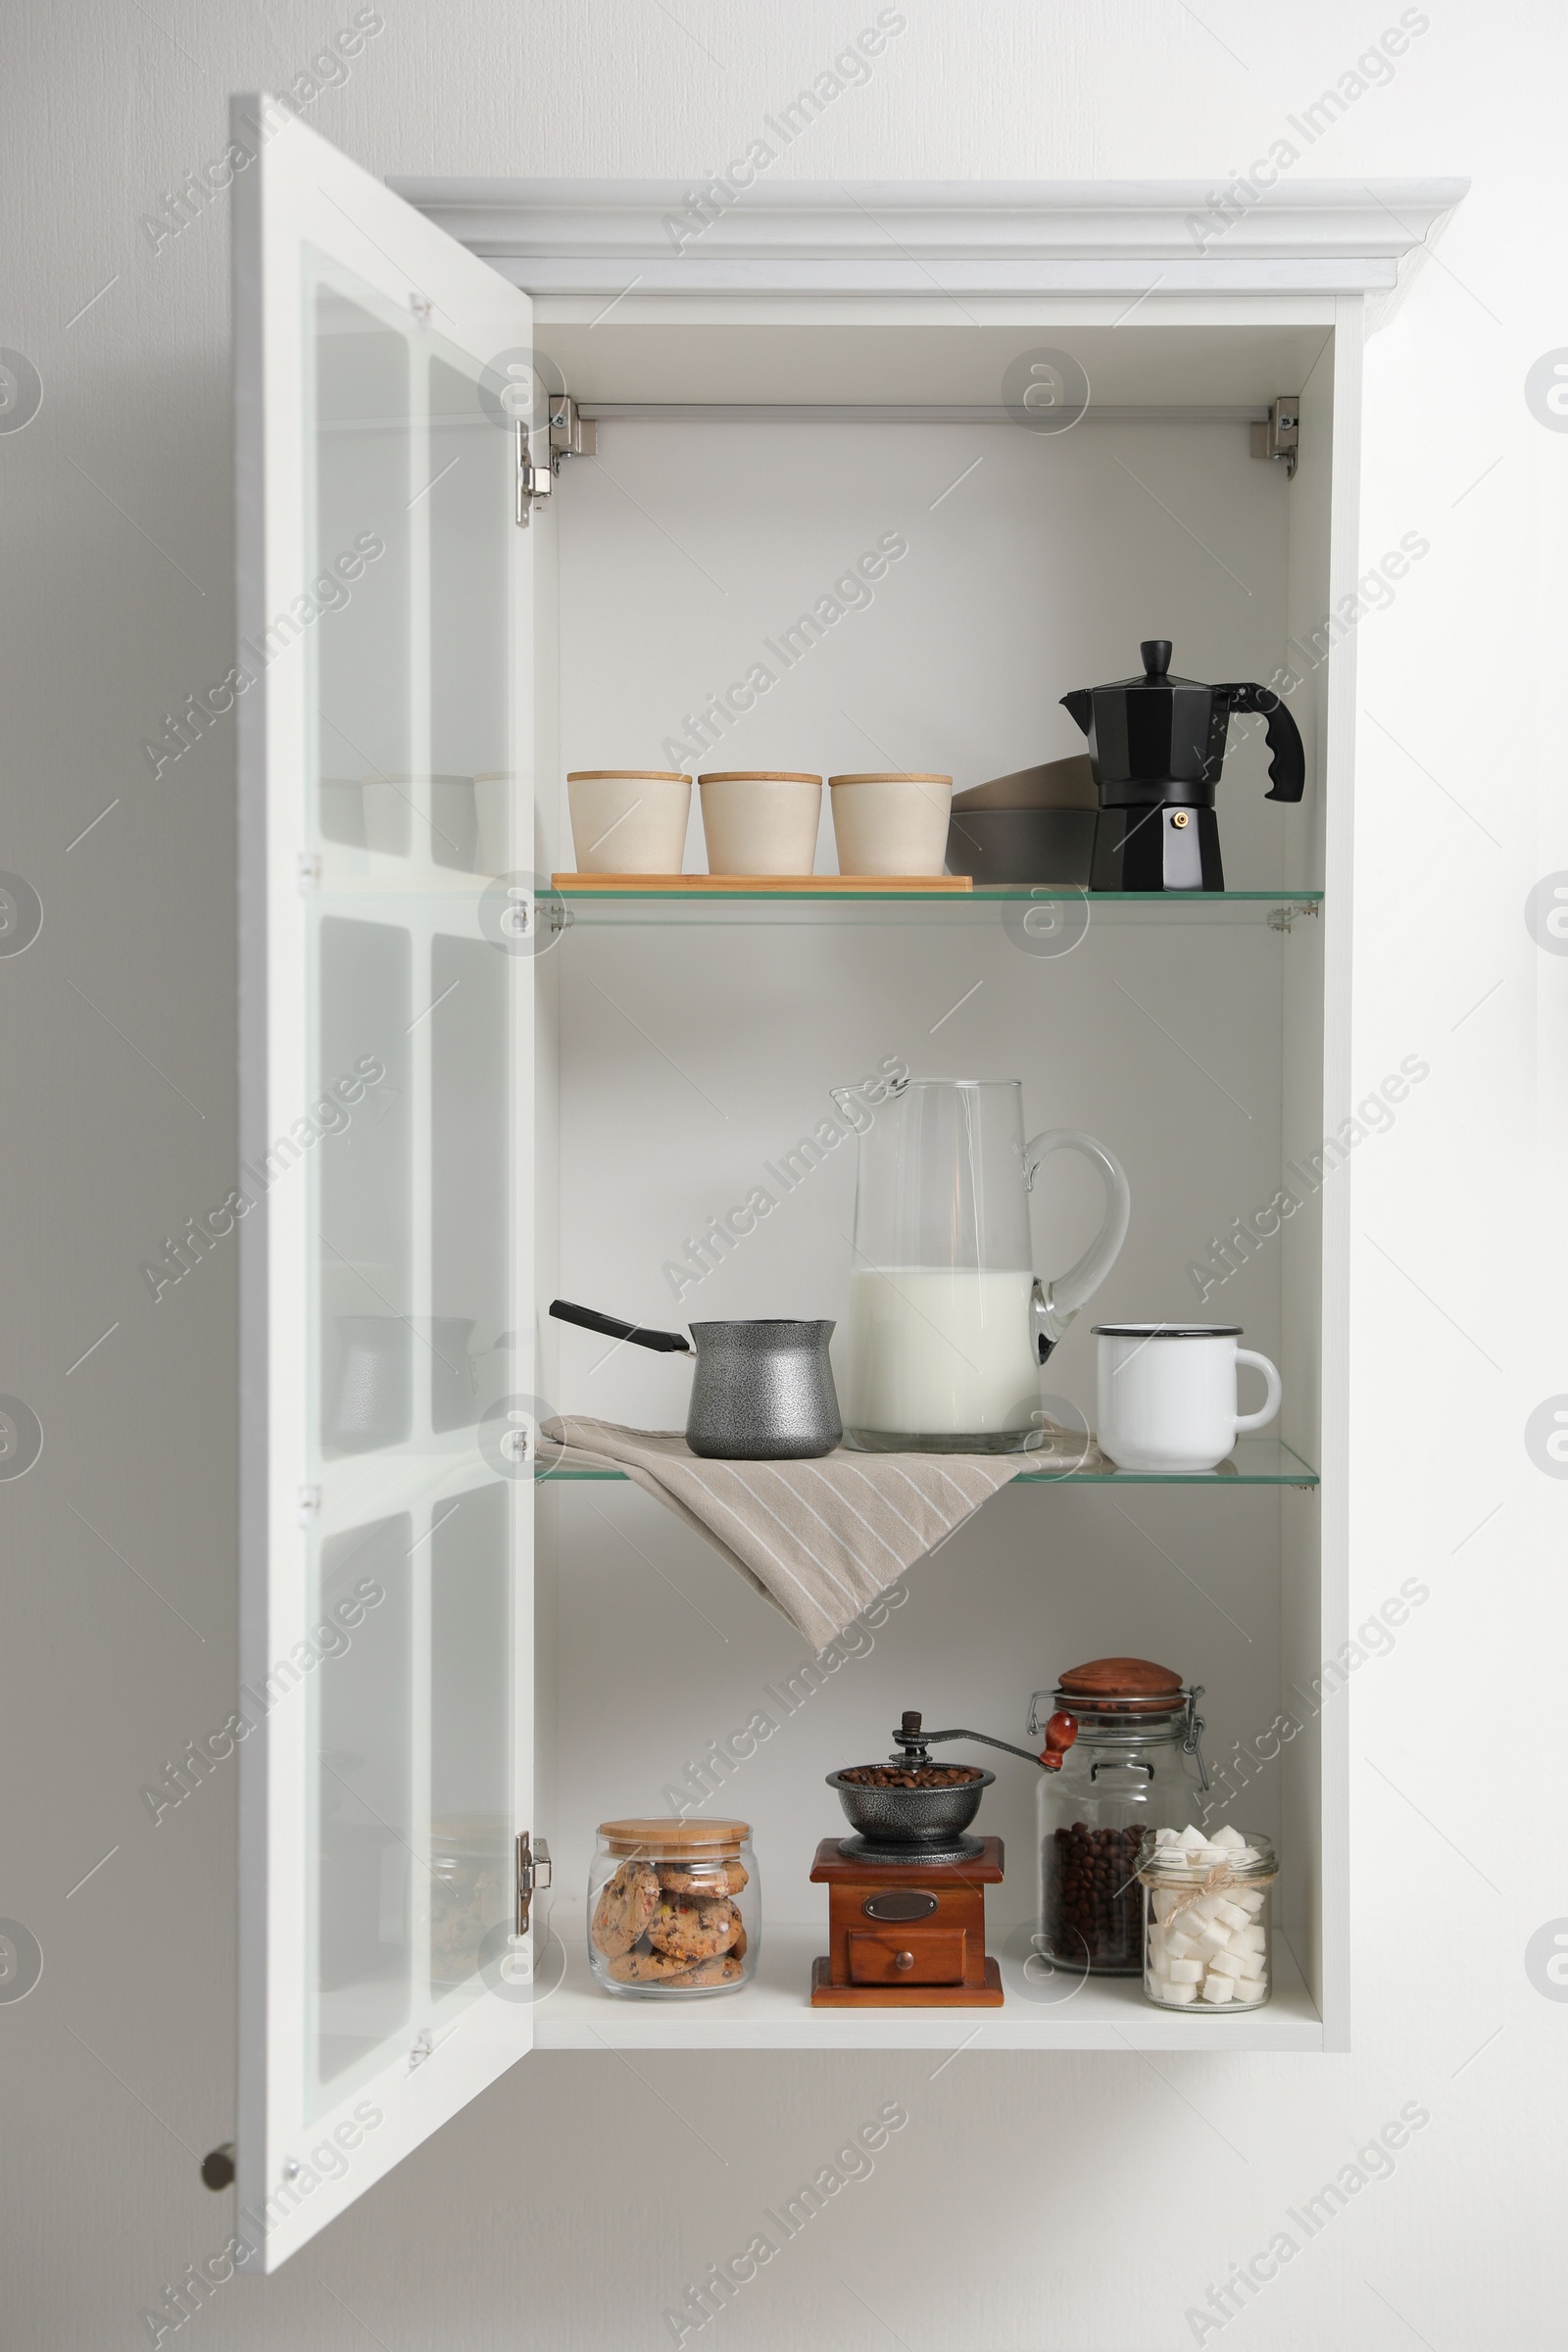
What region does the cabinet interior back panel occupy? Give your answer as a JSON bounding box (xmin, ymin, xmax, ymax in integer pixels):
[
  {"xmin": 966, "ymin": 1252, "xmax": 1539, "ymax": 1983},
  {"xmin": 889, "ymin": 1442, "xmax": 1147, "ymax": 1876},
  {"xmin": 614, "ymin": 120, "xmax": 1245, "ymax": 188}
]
[{"xmin": 546, "ymin": 415, "xmax": 1314, "ymax": 1937}]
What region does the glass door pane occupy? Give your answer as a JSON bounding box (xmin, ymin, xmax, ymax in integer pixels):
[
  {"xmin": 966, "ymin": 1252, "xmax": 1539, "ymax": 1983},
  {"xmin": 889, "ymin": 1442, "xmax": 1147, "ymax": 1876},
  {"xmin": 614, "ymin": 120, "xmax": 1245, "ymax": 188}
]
[{"xmin": 235, "ymin": 99, "xmax": 537, "ymax": 2270}]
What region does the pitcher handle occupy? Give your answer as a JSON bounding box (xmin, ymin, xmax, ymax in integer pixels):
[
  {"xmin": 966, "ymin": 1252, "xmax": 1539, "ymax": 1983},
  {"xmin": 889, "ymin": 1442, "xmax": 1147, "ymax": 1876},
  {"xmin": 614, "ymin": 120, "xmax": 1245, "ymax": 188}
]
[{"xmin": 1022, "ymin": 1129, "xmax": 1132, "ymax": 1352}]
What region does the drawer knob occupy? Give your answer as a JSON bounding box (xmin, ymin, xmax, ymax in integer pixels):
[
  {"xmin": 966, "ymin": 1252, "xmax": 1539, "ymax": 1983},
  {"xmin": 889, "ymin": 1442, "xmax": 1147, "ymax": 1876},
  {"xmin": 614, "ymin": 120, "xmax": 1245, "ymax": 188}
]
[{"xmin": 894, "ymin": 1950, "xmax": 914, "ymax": 1971}]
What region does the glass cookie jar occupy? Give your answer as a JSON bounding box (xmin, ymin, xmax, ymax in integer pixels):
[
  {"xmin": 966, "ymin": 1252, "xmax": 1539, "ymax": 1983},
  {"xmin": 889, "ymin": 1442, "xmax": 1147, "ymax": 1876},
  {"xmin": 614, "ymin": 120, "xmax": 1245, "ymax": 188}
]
[
  {"xmin": 588, "ymin": 1819, "xmax": 759, "ymax": 1998},
  {"xmin": 429, "ymin": 1815, "xmax": 513, "ymax": 1989},
  {"xmin": 1138, "ymin": 1826, "xmax": 1275, "ymax": 2010},
  {"xmin": 1029, "ymin": 1657, "xmax": 1209, "ymax": 1976}
]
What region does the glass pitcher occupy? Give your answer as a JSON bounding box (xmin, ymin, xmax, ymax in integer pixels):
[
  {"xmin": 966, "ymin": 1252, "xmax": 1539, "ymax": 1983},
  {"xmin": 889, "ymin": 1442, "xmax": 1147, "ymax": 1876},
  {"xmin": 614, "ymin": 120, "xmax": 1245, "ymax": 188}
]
[{"xmin": 831, "ymin": 1077, "xmax": 1131, "ymax": 1452}]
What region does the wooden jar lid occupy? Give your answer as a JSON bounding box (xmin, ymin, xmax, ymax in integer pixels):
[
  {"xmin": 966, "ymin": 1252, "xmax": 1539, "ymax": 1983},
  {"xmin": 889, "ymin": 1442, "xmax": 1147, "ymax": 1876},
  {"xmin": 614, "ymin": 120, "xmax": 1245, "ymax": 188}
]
[
  {"xmin": 697, "ymin": 771, "xmax": 821, "ymax": 784},
  {"xmin": 599, "ymin": 1816, "xmax": 749, "ymax": 1859},
  {"xmin": 827, "ymin": 772, "xmax": 953, "ymax": 785},
  {"xmin": 1057, "ymin": 1657, "xmax": 1184, "ymax": 1712},
  {"xmin": 567, "ymin": 769, "xmax": 688, "ymax": 782},
  {"xmin": 1059, "ymin": 1656, "xmax": 1183, "ymax": 1695}
]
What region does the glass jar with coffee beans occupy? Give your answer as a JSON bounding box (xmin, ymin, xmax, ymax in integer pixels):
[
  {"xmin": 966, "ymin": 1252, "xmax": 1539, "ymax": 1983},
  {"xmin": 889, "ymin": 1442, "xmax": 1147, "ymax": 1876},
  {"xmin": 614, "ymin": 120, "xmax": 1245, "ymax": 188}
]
[{"xmin": 1029, "ymin": 1657, "xmax": 1209, "ymax": 1976}]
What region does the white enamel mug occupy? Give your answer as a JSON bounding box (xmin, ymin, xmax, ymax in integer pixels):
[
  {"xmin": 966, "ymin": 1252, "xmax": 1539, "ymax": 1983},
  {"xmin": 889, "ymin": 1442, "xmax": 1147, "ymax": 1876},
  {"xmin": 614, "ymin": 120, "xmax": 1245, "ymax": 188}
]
[{"xmin": 1094, "ymin": 1323, "xmax": 1282, "ymax": 1472}]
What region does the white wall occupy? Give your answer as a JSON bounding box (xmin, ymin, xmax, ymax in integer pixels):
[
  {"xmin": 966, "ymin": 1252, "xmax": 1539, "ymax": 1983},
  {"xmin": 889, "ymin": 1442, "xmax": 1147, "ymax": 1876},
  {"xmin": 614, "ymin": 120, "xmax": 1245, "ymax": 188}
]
[{"xmin": 2, "ymin": 4, "xmax": 1562, "ymax": 2346}]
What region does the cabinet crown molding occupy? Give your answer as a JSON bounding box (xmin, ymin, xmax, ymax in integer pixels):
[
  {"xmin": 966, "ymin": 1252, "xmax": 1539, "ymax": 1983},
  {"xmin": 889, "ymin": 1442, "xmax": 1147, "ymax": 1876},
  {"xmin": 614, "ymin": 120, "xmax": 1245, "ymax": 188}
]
[{"xmin": 387, "ymin": 176, "xmax": 1470, "ymax": 296}]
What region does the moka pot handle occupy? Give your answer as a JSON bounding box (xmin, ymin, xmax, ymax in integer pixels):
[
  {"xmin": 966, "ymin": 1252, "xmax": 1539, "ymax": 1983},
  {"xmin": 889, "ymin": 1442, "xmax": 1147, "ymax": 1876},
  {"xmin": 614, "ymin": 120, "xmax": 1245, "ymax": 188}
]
[{"xmin": 1215, "ymin": 682, "xmax": 1306, "ymax": 803}]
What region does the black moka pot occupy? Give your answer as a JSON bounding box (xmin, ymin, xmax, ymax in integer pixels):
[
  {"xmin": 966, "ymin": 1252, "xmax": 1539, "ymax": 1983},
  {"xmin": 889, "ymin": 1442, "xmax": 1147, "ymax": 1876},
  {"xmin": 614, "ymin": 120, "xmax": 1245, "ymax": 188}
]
[{"xmin": 1061, "ymin": 639, "xmax": 1305, "ymax": 892}]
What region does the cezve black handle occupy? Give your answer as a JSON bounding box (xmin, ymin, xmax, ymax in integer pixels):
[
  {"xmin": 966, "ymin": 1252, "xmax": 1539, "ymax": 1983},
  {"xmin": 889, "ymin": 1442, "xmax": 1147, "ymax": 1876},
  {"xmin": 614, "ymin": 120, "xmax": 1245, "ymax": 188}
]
[
  {"xmin": 549, "ymin": 1298, "xmax": 693, "ymax": 1355},
  {"xmin": 1216, "ymin": 682, "xmax": 1306, "ymax": 803}
]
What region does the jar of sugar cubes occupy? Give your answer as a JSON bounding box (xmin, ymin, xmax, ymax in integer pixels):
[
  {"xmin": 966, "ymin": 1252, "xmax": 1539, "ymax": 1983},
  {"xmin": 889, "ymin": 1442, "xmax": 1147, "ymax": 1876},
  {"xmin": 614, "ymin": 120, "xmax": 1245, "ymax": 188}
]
[
  {"xmin": 1029, "ymin": 1657, "xmax": 1209, "ymax": 1975},
  {"xmin": 1137, "ymin": 1826, "xmax": 1275, "ymax": 2010}
]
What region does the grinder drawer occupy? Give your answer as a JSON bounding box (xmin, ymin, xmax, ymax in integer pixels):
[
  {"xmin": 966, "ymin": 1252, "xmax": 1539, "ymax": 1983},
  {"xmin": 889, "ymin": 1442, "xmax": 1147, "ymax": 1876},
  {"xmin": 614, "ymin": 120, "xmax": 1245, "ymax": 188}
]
[{"xmin": 848, "ymin": 1929, "xmax": 967, "ymax": 1985}]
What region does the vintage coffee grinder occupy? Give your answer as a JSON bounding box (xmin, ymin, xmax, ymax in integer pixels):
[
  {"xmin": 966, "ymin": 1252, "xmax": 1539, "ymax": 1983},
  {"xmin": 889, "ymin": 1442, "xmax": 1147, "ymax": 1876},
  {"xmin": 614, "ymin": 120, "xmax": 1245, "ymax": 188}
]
[
  {"xmin": 809, "ymin": 1707, "xmax": 1077, "ymax": 2007},
  {"xmin": 1060, "ymin": 637, "xmax": 1305, "ymax": 891}
]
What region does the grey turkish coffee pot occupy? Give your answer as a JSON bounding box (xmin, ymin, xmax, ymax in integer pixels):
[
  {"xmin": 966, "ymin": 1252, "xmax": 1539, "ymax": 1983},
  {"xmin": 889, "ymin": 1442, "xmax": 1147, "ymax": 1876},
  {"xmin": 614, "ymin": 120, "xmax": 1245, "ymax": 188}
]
[{"xmin": 549, "ymin": 1298, "xmax": 842, "ymax": 1460}]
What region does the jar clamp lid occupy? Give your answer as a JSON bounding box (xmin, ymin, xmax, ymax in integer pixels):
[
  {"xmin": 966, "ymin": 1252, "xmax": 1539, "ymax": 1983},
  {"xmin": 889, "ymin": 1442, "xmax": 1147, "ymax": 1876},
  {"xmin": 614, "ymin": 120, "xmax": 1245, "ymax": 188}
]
[{"xmin": 1028, "ymin": 1657, "xmax": 1209, "ymax": 1788}]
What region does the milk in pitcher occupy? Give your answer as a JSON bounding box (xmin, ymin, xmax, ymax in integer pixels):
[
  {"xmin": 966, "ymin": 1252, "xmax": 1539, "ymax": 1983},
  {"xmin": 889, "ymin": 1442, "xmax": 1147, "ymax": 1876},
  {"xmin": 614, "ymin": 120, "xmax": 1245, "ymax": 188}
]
[{"xmin": 840, "ymin": 1266, "xmax": 1042, "ymax": 1448}]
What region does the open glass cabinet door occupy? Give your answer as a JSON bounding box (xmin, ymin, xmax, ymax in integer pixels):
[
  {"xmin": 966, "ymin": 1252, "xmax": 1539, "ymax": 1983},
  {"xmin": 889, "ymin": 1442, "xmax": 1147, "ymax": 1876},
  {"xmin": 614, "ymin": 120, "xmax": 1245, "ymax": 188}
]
[{"xmin": 233, "ymin": 97, "xmax": 541, "ymax": 2270}]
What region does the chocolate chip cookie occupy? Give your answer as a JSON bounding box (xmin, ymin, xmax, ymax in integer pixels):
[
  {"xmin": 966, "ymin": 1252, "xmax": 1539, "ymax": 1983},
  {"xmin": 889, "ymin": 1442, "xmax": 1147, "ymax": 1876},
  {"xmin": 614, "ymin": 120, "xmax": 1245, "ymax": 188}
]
[
  {"xmin": 664, "ymin": 1953, "xmax": 745, "ymax": 1988},
  {"xmin": 591, "ymin": 1858, "xmax": 659, "ymax": 1959},
  {"xmin": 606, "ymin": 1944, "xmax": 696, "ymax": 1984},
  {"xmin": 657, "ymin": 1858, "xmax": 750, "ymax": 1900},
  {"xmin": 645, "ymin": 1892, "xmax": 742, "ymax": 1964}
]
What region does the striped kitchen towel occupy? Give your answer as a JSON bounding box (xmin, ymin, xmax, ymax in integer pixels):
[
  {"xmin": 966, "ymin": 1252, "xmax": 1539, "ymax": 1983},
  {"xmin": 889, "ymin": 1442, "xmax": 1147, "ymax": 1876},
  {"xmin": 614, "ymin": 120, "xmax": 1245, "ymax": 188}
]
[{"xmin": 543, "ymin": 1416, "xmax": 1100, "ymax": 1650}]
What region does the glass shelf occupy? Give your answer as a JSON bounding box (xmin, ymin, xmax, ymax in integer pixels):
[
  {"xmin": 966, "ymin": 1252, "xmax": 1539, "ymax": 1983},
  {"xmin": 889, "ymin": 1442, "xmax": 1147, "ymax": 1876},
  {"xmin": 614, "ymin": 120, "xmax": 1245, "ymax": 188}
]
[
  {"xmin": 541, "ymin": 1438, "xmax": 1317, "ymax": 1487},
  {"xmin": 549, "ymin": 886, "xmax": 1322, "ymax": 931}
]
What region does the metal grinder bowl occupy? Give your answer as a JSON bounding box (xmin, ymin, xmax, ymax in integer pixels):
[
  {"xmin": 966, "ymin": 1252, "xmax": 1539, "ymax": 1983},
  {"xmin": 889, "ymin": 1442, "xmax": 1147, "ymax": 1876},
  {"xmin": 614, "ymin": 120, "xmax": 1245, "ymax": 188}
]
[{"xmin": 826, "ymin": 1766, "xmax": 995, "ymax": 1849}]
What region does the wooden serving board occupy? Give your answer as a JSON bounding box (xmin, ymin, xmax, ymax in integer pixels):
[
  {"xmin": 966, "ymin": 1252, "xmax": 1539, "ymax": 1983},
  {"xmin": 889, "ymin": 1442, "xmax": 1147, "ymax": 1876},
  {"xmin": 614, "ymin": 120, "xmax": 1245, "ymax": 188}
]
[{"xmin": 551, "ymin": 872, "xmax": 972, "ymax": 892}]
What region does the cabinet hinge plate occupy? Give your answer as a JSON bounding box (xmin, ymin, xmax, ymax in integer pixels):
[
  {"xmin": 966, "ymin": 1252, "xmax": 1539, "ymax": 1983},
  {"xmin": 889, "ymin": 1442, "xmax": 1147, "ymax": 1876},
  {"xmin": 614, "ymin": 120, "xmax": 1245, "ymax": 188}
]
[
  {"xmin": 548, "ymin": 393, "xmax": 596, "ymax": 467},
  {"xmin": 516, "ymin": 1832, "xmax": 552, "ymax": 1933},
  {"xmin": 515, "ymin": 388, "xmax": 594, "ymax": 523},
  {"xmin": 1250, "ymin": 396, "xmax": 1299, "ymax": 480},
  {"xmin": 514, "ymin": 420, "xmax": 552, "ymax": 525}
]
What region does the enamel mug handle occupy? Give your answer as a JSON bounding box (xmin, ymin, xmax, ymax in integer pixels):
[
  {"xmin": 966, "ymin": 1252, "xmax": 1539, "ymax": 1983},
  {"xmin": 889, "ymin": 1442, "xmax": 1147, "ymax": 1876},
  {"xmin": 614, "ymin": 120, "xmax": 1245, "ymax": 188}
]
[
  {"xmin": 1023, "ymin": 1128, "xmax": 1132, "ymax": 1349},
  {"xmin": 1234, "ymin": 1348, "xmax": 1283, "ymax": 1434}
]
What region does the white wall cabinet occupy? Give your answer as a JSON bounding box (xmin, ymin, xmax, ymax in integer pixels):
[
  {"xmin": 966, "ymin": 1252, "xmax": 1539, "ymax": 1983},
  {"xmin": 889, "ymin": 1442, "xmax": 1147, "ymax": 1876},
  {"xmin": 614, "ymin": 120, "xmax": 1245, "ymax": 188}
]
[{"xmin": 234, "ymin": 102, "xmax": 1464, "ymax": 2265}]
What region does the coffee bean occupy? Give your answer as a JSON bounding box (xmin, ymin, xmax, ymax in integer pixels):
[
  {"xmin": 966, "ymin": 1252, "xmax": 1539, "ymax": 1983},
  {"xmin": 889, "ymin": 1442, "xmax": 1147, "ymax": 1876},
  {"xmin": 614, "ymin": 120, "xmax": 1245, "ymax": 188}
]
[{"xmin": 1041, "ymin": 1820, "xmax": 1147, "ymax": 1974}]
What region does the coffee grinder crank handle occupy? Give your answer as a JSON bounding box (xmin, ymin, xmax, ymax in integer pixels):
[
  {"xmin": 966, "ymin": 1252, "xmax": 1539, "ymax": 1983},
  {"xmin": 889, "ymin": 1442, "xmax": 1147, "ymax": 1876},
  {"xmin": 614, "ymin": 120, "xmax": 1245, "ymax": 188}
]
[{"xmin": 893, "ymin": 1708, "xmax": 1079, "ymax": 1775}]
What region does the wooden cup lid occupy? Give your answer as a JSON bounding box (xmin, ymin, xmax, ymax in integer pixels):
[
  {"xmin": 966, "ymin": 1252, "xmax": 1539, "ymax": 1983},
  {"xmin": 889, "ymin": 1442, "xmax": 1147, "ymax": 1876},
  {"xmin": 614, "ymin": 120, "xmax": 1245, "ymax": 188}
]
[
  {"xmin": 697, "ymin": 771, "xmax": 821, "ymax": 784},
  {"xmin": 827, "ymin": 772, "xmax": 953, "ymax": 786},
  {"xmin": 599, "ymin": 1816, "xmax": 749, "ymax": 1860},
  {"xmin": 567, "ymin": 769, "xmax": 689, "ymax": 782}
]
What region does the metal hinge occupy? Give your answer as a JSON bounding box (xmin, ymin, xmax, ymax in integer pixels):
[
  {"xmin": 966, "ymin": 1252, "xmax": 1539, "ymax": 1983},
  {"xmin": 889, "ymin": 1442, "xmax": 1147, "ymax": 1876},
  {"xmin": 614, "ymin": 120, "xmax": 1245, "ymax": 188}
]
[
  {"xmin": 1250, "ymin": 396, "xmax": 1299, "ymax": 480},
  {"xmin": 548, "ymin": 393, "xmax": 596, "ymax": 467},
  {"xmin": 515, "ymin": 1832, "xmax": 552, "ymax": 1934},
  {"xmin": 515, "ymin": 421, "xmax": 552, "ymax": 525},
  {"xmin": 1267, "ymin": 900, "xmax": 1321, "ymax": 934},
  {"xmin": 516, "ymin": 390, "xmax": 595, "ymax": 524}
]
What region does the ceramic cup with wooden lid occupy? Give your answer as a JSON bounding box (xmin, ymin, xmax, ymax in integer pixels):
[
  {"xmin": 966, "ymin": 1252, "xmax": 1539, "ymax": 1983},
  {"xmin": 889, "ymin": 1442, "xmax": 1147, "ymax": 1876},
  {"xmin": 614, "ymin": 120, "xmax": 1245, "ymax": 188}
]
[
  {"xmin": 588, "ymin": 1818, "xmax": 758, "ymax": 1997},
  {"xmin": 698, "ymin": 771, "xmax": 822, "ymax": 876},
  {"xmin": 829, "ymin": 773, "xmax": 954, "ymax": 875},
  {"xmin": 566, "ymin": 770, "xmax": 691, "ymax": 874}
]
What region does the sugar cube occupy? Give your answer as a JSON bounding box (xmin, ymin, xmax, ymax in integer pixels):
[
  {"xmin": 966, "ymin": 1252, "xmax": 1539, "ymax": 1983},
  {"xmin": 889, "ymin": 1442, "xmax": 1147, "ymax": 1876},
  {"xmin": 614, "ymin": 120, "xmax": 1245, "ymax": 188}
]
[
  {"xmin": 1161, "ymin": 1981, "xmax": 1198, "ymax": 2005},
  {"xmin": 1235, "ymin": 1976, "xmax": 1267, "ymax": 2003},
  {"xmin": 1208, "ymin": 1948, "xmax": 1245, "ymax": 1978},
  {"xmin": 1237, "ymin": 1887, "xmax": 1266, "ymax": 1916},
  {"xmin": 1167, "ymin": 1957, "xmax": 1203, "ymax": 1984},
  {"xmin": 1154, "ymin": 1826, "xmax": 1178, "ymax": 1844},
  {"xmin": 1238, "ymin": 1925, "xmax": 1267, "ymax": 1956},
  {"xmin": 1213, "ymin": 1899, "xmax": 1250, "ymax": 1932},
  {"xmin": 1194, "ymin": 1923, "xmax": 1229, "ymax": 1959},
  {"xmin": 1192, "ymin": 1842, "xmax": 1229, "ymax": 1867},
  {"xmin": 1200, "ymin": 1974, "xmax": 1236, "ymax": 2002},
  {"xmin": 1164, "ymin": 1931, "xmax": 1196, "ymax": 1961},
  {"xmin": 1177, "ymin": 1825, "xmax": 1204, "ymax": 1848},
  {"xmin": 1213, "ymin": 1824, "xmax": 1247, "ymax": 1850}
]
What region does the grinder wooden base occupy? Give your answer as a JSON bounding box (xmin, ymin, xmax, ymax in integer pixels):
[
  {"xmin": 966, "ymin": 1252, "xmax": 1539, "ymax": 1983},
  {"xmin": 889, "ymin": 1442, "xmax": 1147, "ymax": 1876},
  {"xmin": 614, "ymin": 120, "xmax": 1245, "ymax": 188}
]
[
  {"xmin": 809, "ymin": 1954, "xmax": 1004, "ymax": 2007},
  {"xmin": 808, "ymin": 1836, "xmax": 1004, "ymax": 2008}
]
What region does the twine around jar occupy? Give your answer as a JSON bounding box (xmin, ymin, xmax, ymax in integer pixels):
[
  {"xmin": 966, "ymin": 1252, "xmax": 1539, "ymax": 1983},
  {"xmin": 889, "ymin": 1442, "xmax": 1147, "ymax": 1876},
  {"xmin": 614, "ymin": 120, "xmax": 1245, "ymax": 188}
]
[{"xmin": 1136, "ymin": 1855, "xmax": 1280, "ymax": 1923}]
